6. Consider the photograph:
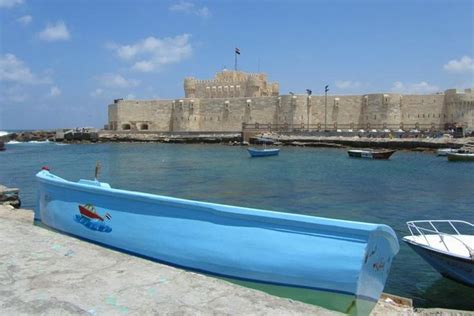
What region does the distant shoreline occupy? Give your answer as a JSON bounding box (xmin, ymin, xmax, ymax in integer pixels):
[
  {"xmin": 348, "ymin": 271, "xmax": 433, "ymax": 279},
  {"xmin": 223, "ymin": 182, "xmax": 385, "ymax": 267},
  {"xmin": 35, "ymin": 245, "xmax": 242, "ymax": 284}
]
[{"xmin": 2, "ymin": 129, "xmax": 473, "ymax": 151}]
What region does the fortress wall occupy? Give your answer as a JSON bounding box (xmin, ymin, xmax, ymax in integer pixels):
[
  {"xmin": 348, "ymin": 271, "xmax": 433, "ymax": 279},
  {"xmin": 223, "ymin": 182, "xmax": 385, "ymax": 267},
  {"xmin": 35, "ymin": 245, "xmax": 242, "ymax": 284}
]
[
  {"xmin": 445, "ymin": 89, "xmax": 474, "ymax": 130},
  {"xmin": 108, "ymin": 83, "xmax": 474, "ymax": 132},
  {"xmin": 400, "ymin": 95, "xmax": 446, "ymax": 128},
  {"xmin": 108, "ymin": 104, "xmax": 118, "ymax": 130},
  {"xmin": 170, "ymin": 97, "xmax": 278, "ymax": 132},
  {"xmin": 243, "ymin": 97, "xmax": 280, "ymax": 125},
  {"xmin": 114, "ymin": 100, "xmax": 173, "ymax": 131},
  {"xmin": 361, "ymin": 94, "xmax": 402, "ymax": 129}
]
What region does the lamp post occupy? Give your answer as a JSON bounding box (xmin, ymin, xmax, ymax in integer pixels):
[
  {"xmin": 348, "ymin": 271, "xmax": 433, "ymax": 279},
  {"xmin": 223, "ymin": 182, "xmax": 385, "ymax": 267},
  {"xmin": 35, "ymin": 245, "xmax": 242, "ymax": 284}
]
[
  {"xmin": 306, "ymin": 89, "xmax": 312, "ymax": 132},
  {"xmin": 324, "ymin": 85, "xmax": 329, "ymax": 132}
]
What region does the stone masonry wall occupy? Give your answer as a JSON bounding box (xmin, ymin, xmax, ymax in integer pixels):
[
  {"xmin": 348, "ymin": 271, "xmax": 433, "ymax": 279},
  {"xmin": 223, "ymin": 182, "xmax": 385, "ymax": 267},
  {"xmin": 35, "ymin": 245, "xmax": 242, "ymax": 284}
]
[{"xmin": 108, "ymin": 89, "xmax": 474, "ymax": 132}]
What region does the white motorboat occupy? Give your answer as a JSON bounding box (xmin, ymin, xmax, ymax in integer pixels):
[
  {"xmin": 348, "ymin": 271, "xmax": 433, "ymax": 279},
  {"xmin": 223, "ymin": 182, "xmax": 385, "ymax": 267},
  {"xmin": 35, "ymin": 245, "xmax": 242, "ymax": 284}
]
[
  {"xmin": 436, "ymin": 148, "xmax": 459, "ymax": 156},
  {"xmin": 403, "ymin": 220, "xmax": 473, "ymax": 287}
]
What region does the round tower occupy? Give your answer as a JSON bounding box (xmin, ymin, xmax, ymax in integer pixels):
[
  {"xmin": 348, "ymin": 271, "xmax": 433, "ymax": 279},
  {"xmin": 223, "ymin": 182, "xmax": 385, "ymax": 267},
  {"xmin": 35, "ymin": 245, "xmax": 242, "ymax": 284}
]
[
  {"xmin": 184, "ymin": 77, "xmax": 196, "ymax": 98},
  {"xmin": 247, "ymin": 75, "xmax": 262, "ymax": 97}
]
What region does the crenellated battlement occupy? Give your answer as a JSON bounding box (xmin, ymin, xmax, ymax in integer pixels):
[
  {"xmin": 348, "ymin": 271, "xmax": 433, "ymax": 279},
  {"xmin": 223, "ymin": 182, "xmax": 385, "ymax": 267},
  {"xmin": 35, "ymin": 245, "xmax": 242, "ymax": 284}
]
[
  {"xmin": 108, "ymin": 70, "xmax": 474, "ymax": 133},
  {"xmin": 184, "ymin": 70, "xmax": 278, "ymax": 99}
]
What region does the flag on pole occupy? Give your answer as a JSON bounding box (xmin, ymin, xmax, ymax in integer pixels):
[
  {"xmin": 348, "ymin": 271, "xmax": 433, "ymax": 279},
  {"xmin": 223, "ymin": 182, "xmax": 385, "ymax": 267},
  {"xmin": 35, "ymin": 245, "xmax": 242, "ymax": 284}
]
[{"xmin": 235, "ymin": 48, "xmax": 240, "ymax": 55}]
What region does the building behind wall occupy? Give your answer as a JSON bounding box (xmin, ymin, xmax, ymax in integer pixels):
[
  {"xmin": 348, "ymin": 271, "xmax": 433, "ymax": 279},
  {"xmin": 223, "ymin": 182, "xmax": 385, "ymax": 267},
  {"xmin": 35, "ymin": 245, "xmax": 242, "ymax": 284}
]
[{"xmin": 107, "ymin": 70, "xmax": 474, "ymax": 133}]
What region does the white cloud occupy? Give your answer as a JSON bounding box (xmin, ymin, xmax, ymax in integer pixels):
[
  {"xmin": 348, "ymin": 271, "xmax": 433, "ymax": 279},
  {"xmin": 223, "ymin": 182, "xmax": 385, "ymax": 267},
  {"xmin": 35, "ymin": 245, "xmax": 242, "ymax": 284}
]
[
  {"xmin": 96, "ymin": 73, "xmax": 140, "ymax": 88},
  {"xmin": 0, "ymin": 53, "xmax": 50, "ymax": 84},
  {"xmin": 169, "ymin": 1, "xmax": 211, "ymax": 18},
  {"xmin": 391, "ymin": 81, "xmax": 439, "ymax": 94},
  {"xmin": 443, "ymin": 56, "xmax": 474, "ymax": 74},
  {"xmin": 90, "ymin": 88, "xmax": 104, "ymax": 97},
  {"xmin": 110, "ymin": 34, "xmax": 192, "ymax": 72},
  {"xmin": 38, "ymin": 21, "xmax": 71, "ymax": 42},
  {"xmin": 335, "ymin": 80, "xmax": 363, "ymax": 89},
  {"xmin": 17, "ymin": 15, "xmax": 32, "ymax": 26},
  {"xmin": 49, "ymin": 86, "xmax": 61, "ymax": 97},
  {"xmin": 195, "ymin": 6, "xmax": 211, "ymax": 18},
  {"xmin": 0, "ymin": 85, "xmax": 28, "ymax": 103},
  {"xmin": 0, "ymin": 0, "xmax": 23, "ymax": 8}
]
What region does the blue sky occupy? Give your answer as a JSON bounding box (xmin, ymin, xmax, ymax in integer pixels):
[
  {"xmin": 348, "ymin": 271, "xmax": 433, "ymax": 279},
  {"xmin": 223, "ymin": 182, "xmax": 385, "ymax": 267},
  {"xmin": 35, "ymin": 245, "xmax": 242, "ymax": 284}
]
[{"xmin": 1, "ymin": 0, "xmax": 473, "ymax": 130}]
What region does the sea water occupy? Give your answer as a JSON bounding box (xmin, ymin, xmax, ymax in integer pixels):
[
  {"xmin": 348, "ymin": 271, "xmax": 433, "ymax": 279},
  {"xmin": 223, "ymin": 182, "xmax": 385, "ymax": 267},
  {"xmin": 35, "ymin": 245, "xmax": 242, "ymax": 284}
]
[{"xmin": 0, "ymin": 142, "xmax": 473, "ymax": 310}]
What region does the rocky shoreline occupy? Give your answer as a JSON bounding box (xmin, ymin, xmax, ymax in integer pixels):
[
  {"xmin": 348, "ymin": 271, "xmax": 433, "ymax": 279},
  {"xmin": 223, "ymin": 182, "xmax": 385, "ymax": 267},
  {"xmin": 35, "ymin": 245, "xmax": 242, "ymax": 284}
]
[
  {"xmin": 0, "ymin": 130, "xmax": 56, "ymax": 142},
  {"xmin": 2, "ymin": 130, "xmax": 473, "ymax": 151},
  {"xmin": 254, "ymin": 134, "xmax": 474, "ymax": 151}
]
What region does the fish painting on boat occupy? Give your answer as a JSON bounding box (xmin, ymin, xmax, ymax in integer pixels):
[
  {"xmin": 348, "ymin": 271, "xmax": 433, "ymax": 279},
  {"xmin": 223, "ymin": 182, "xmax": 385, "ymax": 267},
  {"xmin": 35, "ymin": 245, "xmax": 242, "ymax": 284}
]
[
  {"xmin": 74, "ymin": 204, "xmax": 112, "ymax": 232},
  {"xmin": 35, "ymin": 169, "xmax": 399, "ymax": 315}
]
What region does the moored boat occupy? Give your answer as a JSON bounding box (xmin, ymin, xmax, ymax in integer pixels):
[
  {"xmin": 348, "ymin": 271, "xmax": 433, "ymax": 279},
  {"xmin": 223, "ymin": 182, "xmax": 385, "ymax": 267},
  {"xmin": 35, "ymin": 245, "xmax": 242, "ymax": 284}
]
[
  {"xmin": 347, "ymin": 149, "xmax": 396, "ymax": 160},
  {"xmin": 247, "ymin": 147, "xmax": 280, "ymax": 157},
  {"xmin": 403, "ymin": 220, "xmax": 473, "ymax": 287},
  {"xmin": 447, "ymin": 152, "xmax": 474, "ymax": 162},
  {"xmin": 35, "ymin": 169, "xmax": 399, "ymax": 315},
  {"xmin": 436, "ymin": 148, "xmax": 460, "ymax": 156}
]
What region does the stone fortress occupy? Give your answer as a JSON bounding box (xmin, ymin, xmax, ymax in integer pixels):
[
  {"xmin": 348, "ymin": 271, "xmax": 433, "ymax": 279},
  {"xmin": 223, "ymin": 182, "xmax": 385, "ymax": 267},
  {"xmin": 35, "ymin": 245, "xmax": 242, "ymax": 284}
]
[{"xmin": 107, "ymin": 70, "xmax": 474, "ymax": 133}]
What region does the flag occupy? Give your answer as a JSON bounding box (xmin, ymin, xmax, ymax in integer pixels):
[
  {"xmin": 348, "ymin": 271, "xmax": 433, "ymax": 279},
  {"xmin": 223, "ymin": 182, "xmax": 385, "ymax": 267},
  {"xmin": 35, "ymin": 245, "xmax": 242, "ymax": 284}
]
[
  {"xmin": 105, "ymin": 212, "xmax": 112, "ymax": 220},
  {"xmin": 235, "ymin": 48, "xmax": 240, "ymax": 55},
  {"xmin": 325, "ymin": 85, "xmax": 329, "ymax": 93}
]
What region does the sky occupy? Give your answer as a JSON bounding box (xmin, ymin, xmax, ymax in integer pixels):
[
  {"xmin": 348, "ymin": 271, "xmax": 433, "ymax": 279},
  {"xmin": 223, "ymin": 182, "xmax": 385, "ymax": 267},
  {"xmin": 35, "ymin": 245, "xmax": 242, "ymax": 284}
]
[{"xmin": 0, "ymin": 0, "xmax": 473, "ymax": 130}]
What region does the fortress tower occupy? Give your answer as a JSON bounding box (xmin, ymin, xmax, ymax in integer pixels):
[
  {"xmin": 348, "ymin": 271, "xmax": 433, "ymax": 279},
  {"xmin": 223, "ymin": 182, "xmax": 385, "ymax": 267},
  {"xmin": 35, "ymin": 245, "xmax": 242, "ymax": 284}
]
[{"xmin": 184, "ymin": 70, "xmax": 279, "ymax": 99}]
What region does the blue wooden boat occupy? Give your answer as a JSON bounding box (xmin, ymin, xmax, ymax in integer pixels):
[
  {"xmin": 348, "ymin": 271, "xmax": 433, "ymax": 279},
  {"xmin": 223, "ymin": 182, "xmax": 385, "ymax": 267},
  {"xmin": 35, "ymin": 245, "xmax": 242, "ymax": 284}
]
[
  {"xmin": 247, "ymin": 147, "xmax": 280, "ymax": 157},
  {"xmin": 35, "ymin": 169, "xmax": 399, "ymax": 315}
]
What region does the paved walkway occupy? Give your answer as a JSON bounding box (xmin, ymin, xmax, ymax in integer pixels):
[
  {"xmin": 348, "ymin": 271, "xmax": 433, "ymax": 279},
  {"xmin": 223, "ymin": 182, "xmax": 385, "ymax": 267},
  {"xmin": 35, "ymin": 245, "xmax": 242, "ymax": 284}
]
[
  {"xmin": 2, "ymin": 205, "xmax": 465, "ymax": 315},
  {"xmin": 0, "ymin": 206, "xmax": 341, "ymax": 315}
]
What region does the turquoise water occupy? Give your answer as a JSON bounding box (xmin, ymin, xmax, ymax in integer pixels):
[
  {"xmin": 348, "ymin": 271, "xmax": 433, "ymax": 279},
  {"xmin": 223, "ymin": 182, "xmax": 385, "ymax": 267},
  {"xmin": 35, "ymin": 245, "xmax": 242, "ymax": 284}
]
[{"xmin": 1, "ymin": 142, "xmax": 473, "ymax": 310}]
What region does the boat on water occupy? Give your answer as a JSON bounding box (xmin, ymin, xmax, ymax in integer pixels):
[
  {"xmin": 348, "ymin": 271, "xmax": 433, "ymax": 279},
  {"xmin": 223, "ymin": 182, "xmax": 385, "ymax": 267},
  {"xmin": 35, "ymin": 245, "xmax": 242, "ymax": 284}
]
[
  {"xmin": 403, "ymin": 220, "xmax": 473, "ymax": 287},
  {"xmin": 447, "ymin": 152, "xmax": 474, "ymax": 162},
  {"xmin": 436, "ymin": 148, "xmax": 460, "ymax": 156},
  {"xmin": 347, "ymin": 149, "xmax": 396, "ymax": 160},
  {"xmin": 35, "ymin": 169, "xmax": 399, "ymax": 315},
  {"xmin": 247, "ymin": 147, "xmax": 280, "ymax": 157}
]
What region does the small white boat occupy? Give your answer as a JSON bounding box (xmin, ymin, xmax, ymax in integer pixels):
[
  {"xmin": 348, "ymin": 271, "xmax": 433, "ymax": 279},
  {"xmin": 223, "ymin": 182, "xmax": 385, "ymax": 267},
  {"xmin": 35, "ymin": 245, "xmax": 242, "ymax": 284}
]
[
  {"xmin": 447, "ymin": 152, "xmax": 474, "ymax": 162},
  {"xmin": 403, "ymin": 220, "xmax": 473, "ymax": 287},
  {"xmin": 436, "ymin": 148, "xmax": 459, "ymax": 156}
]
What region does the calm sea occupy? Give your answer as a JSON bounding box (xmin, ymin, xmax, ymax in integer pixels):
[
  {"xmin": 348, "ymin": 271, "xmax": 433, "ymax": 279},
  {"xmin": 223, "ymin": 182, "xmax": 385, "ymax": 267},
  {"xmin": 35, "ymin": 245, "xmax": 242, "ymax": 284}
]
[{"xmin": 1, "ymin": 142, "xmax": 473, "ymax": 310}]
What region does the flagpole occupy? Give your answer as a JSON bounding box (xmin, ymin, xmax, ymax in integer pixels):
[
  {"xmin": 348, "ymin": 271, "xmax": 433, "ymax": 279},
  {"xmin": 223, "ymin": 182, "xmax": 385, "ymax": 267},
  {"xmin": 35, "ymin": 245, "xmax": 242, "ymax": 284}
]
[{"xmin": 234, "ymin": 51, "xmax": 237, "ymax": 71}]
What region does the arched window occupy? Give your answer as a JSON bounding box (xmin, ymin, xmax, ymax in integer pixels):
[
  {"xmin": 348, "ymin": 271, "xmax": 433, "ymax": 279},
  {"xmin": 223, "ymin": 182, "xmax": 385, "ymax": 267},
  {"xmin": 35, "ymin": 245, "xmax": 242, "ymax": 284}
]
[
  {"xmin": 140, "ymin": 123, "xmax": 149, "ymax": 130},
  {"xmin": 122, "ymin": 123, "xmax": 131, "ymax": 130}
]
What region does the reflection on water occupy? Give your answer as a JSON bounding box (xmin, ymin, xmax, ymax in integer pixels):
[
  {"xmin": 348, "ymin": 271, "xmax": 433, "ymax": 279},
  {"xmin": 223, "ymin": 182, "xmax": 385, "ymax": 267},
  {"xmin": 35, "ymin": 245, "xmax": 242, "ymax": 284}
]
[{"xmin": 0, "ymin": 142, "xmax": 473, "ymax": 310}]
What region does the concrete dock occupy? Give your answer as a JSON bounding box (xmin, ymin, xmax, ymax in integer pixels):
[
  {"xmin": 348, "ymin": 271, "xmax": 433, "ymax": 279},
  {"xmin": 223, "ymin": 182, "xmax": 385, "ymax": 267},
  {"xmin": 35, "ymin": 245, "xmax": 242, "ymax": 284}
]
[{"xmin": 0, "ymin": 205, "xmax": 468, "ymax": 315}]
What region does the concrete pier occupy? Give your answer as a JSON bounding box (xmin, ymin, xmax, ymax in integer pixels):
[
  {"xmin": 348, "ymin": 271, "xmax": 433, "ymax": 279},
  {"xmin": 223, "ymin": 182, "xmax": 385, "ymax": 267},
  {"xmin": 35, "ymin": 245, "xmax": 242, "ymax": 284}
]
[
  {"xmin": 0, "ymin": 205, "xmax": 468, "ymax": 315},
  {"xmin": 0, "ymin": 206, "xmax": 339, "ymax": 315}
]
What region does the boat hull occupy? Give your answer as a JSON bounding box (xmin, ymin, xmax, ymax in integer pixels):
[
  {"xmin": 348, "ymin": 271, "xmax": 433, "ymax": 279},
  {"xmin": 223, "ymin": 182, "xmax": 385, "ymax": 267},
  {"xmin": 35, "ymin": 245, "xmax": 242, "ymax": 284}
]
[
  {"xmin": 437, "ymin": 148, "xmax": 459, "ymax": 156},
  {"xmin": 36, "ymin": 170, "xmax": 399, "ymax": 315},
  {"xmin": 447, "ymin": 153, "xmax": 474, "ymax": 162},
  {"xmin": 403, "ymin": 239, "xmax": 474, "ymax": 287},
  {"xmin": 247, "ymin": 148, "xmax": 280, "ymax": 157},
  {"xmin": 348, "ymin": 150, "xmax": 395, "ymax": 160}
]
